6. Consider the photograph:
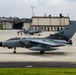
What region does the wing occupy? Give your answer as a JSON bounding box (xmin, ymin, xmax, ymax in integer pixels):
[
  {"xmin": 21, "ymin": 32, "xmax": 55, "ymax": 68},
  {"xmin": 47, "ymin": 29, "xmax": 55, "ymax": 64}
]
[
  {"xmin": 20, "ymin": 39, "xmax": 68, "ymax": 47},
  {"xmin": 29, "ymin": 30, "xmax": 36, "ymax": 33},
  {"xmin": 30, "ymin": 39, "xmax": 66, "ymax": 47},
  {"xmin": 19, "ymin": 39, "xmax": 71, "ymax": 50}
]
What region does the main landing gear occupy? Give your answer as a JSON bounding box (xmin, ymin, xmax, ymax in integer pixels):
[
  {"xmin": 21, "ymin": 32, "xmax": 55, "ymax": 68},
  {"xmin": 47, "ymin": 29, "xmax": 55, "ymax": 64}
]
[
  {"xmin": 66, "ymin": 39, "xmax": 73, "ymax": 45},
  {"xmin": 13, "ymin": 47, "xmax": 16, "ymax": 54},
  {"xmin": 40, "ymin": 51, "xmax": 45, "ymax": 54},
  {"xmin": 38, "ymin": 34, "xmax": 41, "ymax": 36},
  {"xmin": 69, "ymin": 40, "xmax": 72, "ymax": 45}
]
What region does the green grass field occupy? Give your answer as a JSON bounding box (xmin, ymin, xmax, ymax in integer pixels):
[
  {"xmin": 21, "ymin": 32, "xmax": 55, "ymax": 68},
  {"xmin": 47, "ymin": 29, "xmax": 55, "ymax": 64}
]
[{"xmin": 0, "ymin": 68, "xmax": 76, "ymax": 75}]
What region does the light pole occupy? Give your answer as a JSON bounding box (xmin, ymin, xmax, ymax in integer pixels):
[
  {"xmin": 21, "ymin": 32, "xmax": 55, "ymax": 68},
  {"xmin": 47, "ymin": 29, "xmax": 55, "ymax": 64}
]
[{"xmin": 31, "ymin": 6, "xmax": 34, "ymax": 17}]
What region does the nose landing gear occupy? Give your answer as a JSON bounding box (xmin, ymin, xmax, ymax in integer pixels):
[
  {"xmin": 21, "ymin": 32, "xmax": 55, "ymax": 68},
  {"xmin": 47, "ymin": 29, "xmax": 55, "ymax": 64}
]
[
  {"xmin": 13, "ymin": 47, "xmax": 16, "ymax": 54},
  {"xmin": 40, "ymin": 51, "xmax": 44, "ymax": 54}
]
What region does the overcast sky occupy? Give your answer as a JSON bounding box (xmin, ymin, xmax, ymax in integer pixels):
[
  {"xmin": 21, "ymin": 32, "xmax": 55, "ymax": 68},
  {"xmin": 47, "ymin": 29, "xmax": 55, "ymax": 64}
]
[{"xmin": 0, "ymin": 0, "xmax": 76, "ymax": 20}]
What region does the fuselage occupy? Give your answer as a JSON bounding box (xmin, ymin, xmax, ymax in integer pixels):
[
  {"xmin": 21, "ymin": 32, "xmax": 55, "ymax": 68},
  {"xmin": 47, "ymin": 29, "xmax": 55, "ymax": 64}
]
[{"xmin": 0, "ymin": 37, "xmax": 68, "ymax": 49}]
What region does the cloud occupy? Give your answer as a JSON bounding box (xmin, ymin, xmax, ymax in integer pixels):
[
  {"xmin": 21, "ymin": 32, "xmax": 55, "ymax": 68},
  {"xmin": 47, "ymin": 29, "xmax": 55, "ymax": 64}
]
[
  {"xmin": 48, "ymin": 0, "xmax": 63, "ymax": 5},
  {"xmin": 0, "ymin": 0, "xmax": 76, "ymax": 19},
  {"xmin": 0, "ymin": 0, "xmax": 30, "ymax": 17},
  {"xmin": 23, "ymin": 0, "xmax": 64, "ymax": 6},
  {"xmin": 31, "ymin": 0, "xmax": 63, "ymax": 6},
  {"xmin": 66, "ymin": 0, "xmax": 76, "ymax": 2},
  {"xmin": 23, "ymin": 0, "xmax": 37, "ymax": 6},
  {"xmin": 36, "ymin": 0, "xmax": 49, "ymax": 6}
]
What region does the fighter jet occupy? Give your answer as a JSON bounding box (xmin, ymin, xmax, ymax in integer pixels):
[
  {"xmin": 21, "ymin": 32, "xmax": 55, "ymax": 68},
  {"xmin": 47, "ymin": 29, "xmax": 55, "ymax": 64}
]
[
  {"xmin": 0, "ymin": 23, "xmax": 76, "ymax": 54},
  {"xmin": 17, "ymin": 27, "xmax": 42, "ymax": 35}
]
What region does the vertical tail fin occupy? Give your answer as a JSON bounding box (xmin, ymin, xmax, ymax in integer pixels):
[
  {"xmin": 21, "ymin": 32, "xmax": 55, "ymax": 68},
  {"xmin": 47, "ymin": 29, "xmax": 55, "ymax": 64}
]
[{"xmin": 58, "ymin": 23, "xmax": 76, "ymax": 40}]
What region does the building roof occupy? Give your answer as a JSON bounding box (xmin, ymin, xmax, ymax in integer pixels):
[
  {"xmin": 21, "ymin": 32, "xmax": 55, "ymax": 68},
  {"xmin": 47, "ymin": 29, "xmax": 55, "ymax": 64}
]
[
  {"xmin": 32, "ymin": 13, "xmax": 69, "ymax": 19},
  {"xmin": 32, "ymin": 16, "xmax": 69, "ymax": 18},
  {"xmin": 0, "ymin": 18, "xmax": 13, "ymax": 22}
]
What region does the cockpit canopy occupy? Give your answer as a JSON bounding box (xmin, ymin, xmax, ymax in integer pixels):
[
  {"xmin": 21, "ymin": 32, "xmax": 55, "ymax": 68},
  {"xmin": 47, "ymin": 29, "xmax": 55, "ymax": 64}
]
[{"xmin": 7, "ymin": 37, "xmax": 21, "ymax": 41}]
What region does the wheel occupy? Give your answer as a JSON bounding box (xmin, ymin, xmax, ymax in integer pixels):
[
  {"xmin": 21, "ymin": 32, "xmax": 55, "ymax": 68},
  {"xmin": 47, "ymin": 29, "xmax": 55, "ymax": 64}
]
[
  {"xmin": 38, "ymin": 34, "xmax": 41, "ymax": 36},
  {"xmin": 69, "ymin": 40, "xmax": 72, "ymax": 45},
  {"xmin": 17, "ymin": 32, "xmax": 19, "ymax": 35},
  {"xmin": 13, "ymin": 51, "xmax": 16, "ymax": 54},
  {"xmin": 31, "ymin": 33, "xmax": 34, "ymax": 35},
  {"xmin": 40, "ymin": 51, "xmax": 44, "ymax": 54}
]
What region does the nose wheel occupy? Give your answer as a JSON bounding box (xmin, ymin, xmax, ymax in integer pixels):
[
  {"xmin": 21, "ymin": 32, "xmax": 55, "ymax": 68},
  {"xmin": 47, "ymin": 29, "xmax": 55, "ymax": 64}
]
[
  {"xmin": 13, "ymin": 47, "xmax": 16, "ymax": 54},
  {"xmin": 40, "ymin": 51, "xmax": 44, "ymax": 54},
  {"xmin": 13, "ymin": 51, "xmax": 16, "ymax": 54}
]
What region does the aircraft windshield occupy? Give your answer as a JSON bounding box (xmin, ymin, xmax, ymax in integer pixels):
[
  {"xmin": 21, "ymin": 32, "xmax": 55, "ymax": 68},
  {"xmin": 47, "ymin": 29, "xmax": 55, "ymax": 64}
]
[{"xmin": 7, "ymin": 37, "xmax": 21, "ymax": 40}]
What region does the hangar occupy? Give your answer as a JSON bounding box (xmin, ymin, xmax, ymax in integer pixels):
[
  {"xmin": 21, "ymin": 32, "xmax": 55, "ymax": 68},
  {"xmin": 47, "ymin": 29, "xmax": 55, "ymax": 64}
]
[
  {"xmin": 0, "ymin": 17, "xmax": 13, "ymax": 29},
  {"xmin": 0, "ymin": 17, "xmax": 31, "ymax": 30},
  {"xmin": 0, "ymin": 14, "xmax": 70, "ymax": 31},
  {"xmin": 31, "ymin": 14, "xmax": 70, "ymax": 31}
]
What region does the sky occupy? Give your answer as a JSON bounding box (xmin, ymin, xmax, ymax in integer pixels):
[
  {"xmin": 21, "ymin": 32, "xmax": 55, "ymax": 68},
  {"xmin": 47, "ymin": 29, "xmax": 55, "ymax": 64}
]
[{"xmin": 0, "ymin": 0, "xmax": 76, "ymax": 20}]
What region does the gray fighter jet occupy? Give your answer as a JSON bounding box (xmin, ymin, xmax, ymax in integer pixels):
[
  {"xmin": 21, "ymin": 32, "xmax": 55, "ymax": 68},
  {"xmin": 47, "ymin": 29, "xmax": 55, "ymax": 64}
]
[
  {"xmin": 0, "ymin": 23, "xmax": 76, "ymax": 54},
  {"xmin": 17, "ymin": 27, "xmax": 42, "ymax": 35}
]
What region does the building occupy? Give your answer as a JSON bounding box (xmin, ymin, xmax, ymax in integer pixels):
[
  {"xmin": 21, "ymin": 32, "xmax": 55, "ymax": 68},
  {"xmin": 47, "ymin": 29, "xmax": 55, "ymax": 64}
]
[
  {"xmin": 3, "ymin": 21, "xmax": 13, "ymax": 29},
  {"xmin": 0, "ymin": 17, "xmax": 31, "ymax": 30},
  {"xmin": 0, "ymin": 17, "xmax": 13, "ymax": 29},
  {"xmin": 13, "ymin": 18, "xmax": 23, "ymax": 29},
  {"xmin": 31, "ymin": 14, "xmax": 70, "ymax": 31},
  {"xmin": 0, "ymin": 14, "xmax": 70, "ymax": 30},
  {"xmin": 23, "ymin": 19, "xmax": 31, "ymax": 29}
]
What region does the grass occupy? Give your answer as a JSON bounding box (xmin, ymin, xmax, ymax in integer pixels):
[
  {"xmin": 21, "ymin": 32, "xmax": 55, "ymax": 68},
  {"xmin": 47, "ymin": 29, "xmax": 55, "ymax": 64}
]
[
  {"xmin": 0, "ymin": 68, "xmax": 76, "ymax": 75},
  {"xmin": 0, "ymin": 24, "xmax": 3, "ymax": 30}
]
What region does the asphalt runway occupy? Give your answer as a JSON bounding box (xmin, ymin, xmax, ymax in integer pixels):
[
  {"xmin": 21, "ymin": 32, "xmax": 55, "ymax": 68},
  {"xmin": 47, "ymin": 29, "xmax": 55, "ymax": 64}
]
[
  {"xmin": 0, "ymin": 62, "xmax": 76, "ymax": 68},
  {"xmin": 0, "ymin": 30, "xmax": 76, "ymax": 67}
]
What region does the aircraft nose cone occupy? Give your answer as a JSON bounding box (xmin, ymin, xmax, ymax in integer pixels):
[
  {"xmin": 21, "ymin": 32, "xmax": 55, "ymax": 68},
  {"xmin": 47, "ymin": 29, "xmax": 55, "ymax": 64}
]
[{"xmin": 0, "ymin": 42, "xmax": 2, "ymax": 47}]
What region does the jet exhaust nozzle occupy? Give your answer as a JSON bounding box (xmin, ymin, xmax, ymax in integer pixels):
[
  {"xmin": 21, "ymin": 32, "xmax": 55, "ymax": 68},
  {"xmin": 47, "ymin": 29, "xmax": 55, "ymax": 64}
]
[{"xmin": 0, "ymin": 42, "xmax": 2, "ymax": 47}]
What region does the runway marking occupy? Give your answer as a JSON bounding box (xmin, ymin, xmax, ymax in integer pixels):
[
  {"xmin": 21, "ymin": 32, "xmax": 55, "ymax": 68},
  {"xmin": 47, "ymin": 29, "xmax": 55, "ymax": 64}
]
[
  {"xmin": 26, "ymin": 65, "xmax": 33, "ymax": 68},
  {"xmin": 68, "ymin": 46, "xmax": 76, "ymax": 48}
]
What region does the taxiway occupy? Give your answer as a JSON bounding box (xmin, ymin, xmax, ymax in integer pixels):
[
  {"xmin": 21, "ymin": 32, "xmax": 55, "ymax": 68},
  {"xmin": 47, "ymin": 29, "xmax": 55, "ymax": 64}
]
[{"xmin": 0, "ymin": 30, "xmax": 76, "ymax": 67}]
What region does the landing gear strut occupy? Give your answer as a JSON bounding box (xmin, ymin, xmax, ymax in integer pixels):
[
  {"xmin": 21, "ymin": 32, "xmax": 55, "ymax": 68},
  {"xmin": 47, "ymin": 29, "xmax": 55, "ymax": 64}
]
[
  {"xmin": 38, "ymin": 34, "xmax": 41, "ymax": 36},
  {"xmin": 13, "ymin": 47, "xmax": 16, "ymax": 54},
  {"xmin": 69, "ymin": 40, "xmax": 72, "ymax": 45},
  {"xmin": 40, "ymin": 51, "xmax": 44, "ymax": 54}
]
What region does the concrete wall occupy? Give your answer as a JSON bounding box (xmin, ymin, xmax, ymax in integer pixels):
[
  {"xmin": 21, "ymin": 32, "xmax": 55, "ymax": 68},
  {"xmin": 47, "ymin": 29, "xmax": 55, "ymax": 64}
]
[
  {"xmin": 31, "ymin": 17, "xmax": 69, "ymax": 26},
  {"xmin": 23, "ymin": 22, "xmax": 31, "ymax": 29},
  {"xmin": 31, "ymin": 16, "xmax": 70, "ymax": 31},
  {"xmin": 3, "ymin": 22, "xmax": 13, "ymax": 29}
]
